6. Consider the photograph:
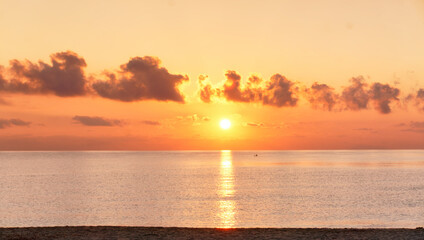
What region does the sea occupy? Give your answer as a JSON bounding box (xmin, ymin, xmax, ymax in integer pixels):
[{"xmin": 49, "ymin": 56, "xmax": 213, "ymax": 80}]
[{"xmin": 1, "ymin": 150, "xmax": 424, "ymax": 228}]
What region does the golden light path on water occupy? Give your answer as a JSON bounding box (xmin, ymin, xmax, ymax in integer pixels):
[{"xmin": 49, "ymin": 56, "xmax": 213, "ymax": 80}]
[{"xmin": 218, "ymin": 150, "xmax": 236, "ymax": 228}]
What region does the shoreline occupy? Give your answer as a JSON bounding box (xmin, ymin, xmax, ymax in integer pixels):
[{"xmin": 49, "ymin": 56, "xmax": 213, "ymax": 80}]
[{"xmin": 1, "ymin": 226, "xmax": 424, "ymax": 240}]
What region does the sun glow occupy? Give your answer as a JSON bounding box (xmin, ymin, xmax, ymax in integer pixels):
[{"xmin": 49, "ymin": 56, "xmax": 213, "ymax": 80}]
[{"xmin": 220, "ymin": 119, "xmax": 231, "ymax": 130}]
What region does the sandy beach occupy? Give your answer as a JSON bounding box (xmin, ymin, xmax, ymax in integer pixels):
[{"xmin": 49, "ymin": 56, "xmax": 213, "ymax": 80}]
[{"xmin": 1, "ymin": 226, "xmax": 424, "ymax": 240}]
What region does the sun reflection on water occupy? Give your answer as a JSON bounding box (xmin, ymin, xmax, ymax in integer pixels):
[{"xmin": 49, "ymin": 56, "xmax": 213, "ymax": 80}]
[{"xmin": 218, "ymin": 150, "xmax": 236, "ymax": 228}]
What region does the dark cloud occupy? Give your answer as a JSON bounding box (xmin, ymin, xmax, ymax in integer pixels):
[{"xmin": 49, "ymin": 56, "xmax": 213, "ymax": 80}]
[
  {"xmin": 418, "ymin": 89, "xmax": 424, "ymax": 99},
  {"xmin": 1, "ymin": 52, "xmax": 189, "ymax": 103},
  {"xmin": 0, "ymin": 69, "xmax": 6, "ymax": 89},
  {"xmin": 341, "ymin": 76, "xmax": 369, "ymax": 111},
  {"xmin": 0, "ymin": 67, "xmax": 11, "ymax": 106},
  {"xmin": 305, "ymin": 82, "xmax": 339, "ymax": 111},
  {"xmin": 223, "ymin": 71, "xmax": 249, "ymax": 102},
  {"xmin": 200, "ymin": 71, "xmax": 297, "ymax": 108},
  {"xmin": 73, "ymin": 116, "xmax": 121, "ymax": 126},
  {"xmin": 409, "ymin": 88, "xmax": 424, "ymax": 111},
  {"xmin": 340, "ymin": 77, "xmax": 401, "ymax": 113},
  {"xmin": 222, "ymin": 71, "xmax": 264, "ymax": 103},
  {"xmin": 0, "ymin": 51, "xmax": 421, "ymax": 114},
  {"xmin": 2, "ymin": 51, "xmax": 87, "ymax": 96},
  {"xmin": 0, "ymin": 118, "xmax": 31, "ymax": 129},
  {"xmin": 340, "ymin": 77, "xmax": 400, "ymax": 113},
  {"xmin": 244, "ymin": 75, "xmax": 264, "ymax": 102},
  {"xmin": 368, "ymin": 82, "xmax": 400, "ymax": 114},
  {"xmin": 142, "ymin": 120, "xmax": 160, "ymax": 126},
  {"xmin": 92, "ymin": 56, "xmax": 188, "ymax": 103},
  {"xmin": 262, "ymin": 74, "xmax": 297, "ymax": 107},
  {"xmin": 197, "ymin": 73, "xmax": 407, "ymax": 114}
]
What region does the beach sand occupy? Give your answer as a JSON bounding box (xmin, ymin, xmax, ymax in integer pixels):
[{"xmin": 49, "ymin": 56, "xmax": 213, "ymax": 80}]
[{"xmin": 1, "ymin": 226, "xmax": 424, "ymax": 240}]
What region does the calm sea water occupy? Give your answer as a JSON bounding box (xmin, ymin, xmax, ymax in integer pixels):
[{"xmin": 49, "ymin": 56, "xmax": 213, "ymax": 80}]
[{"xmin": 1, "ymin": 150, "xmax": 424, "ymax": 228}]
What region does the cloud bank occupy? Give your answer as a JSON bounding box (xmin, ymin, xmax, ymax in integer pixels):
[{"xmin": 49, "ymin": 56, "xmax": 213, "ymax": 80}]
[
  {"xmin": 199, "ymin": 73, "xmax": 402, "ymax": 114},
  {"xmin": 0, "ymin": 51, "xmax": 423, "ymax": 114}
]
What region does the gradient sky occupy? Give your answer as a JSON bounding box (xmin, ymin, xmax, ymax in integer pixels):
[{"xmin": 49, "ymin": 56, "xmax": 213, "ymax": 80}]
[{"xmin": 1, "ymin": 0, "xmax": 424, "ymax": 150}]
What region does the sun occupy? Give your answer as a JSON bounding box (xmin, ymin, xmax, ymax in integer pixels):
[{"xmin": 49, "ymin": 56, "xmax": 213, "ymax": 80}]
[{"xmin": 220, "ymin": 119, "xmax": 231, "ymax": 130}]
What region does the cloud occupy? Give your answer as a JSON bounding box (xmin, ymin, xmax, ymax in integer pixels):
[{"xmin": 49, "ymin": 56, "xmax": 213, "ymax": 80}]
[
  {"xmin": 2, "ymin": 51, "xmax": 88, "ymax": 97},
  {"xmin": 410, "ymin": 121, "xmax": 424, "ymax": 128},
  {"xmin": 354, "ymin": 128, "xmax": 378, "ymax": 133},
  {"xmin": 408, "ymin": 88, "xmax": 424, "ymax": 111},
  {"xmin": 0, "ymin": 51, "xmax": 420, "ymax": 114},
  {"xmin": 199, "ymin": 71, "xmax": 297, "ymax": 107},
  {"xmin": 341, "ymin": 76, "xmax": 369, "ymax": 111},
  {"xmin": 1, "ymin": 52, "xmax": 189, "ymax": 103},
  {"xmin": 400, "ymin": 121, "xmax": 424, "ymax": 133},
  {"xmin": 219, "ymin": 71, "xmax": 264, "ymax": 103},
  {"xmin": 197, "ymin": 72, "xmax": 406, "ymax": 114},
  {"xmin": 92, "ymin": 56, "xmax": 188, "ymax": 103},
  {"xmin": 142, "ymin": 120, "xmax": 160, "ymax": 125},
  {"xmin": 242, "ymin": 122, "xmax": 264, "ymax": 127},
  {"xmin": 0, "ymin": 69, "xmax": 6, "ymax": 89},
  {"xmin": 0, "ymin": 118, "xmax": 31, "ymax": 129},
  {"xmin": 418, "ymin": 89, "xmax": 424, "ymax": 100},
  {"xmin": 72, "ymin": 115, "xmax": 121, "ymax": 126},
  {"xmin": 198, "ymin": 75, "xmax": 216, "ymax": 103},
  {"xmin": 262, "ymin": 74, "xmax": 297, "ymax": 107},
  {"xmin": 247, "ymin": 75, "xmax": 262, "ymax": 85},
  {"xmin": 223, "ymin": 71, "xmax": 249, "ymax": 102},
  {"xmin": 339, "ymin": 76, "xmax": 400, "ymax": 113},
  {"xmin": 304, "ymin": 82, "xmax": 339, "ymax": 111},
  {"xmin": 244, "ymin": 75, "xmax": 264, "ymax": 101},
  {"xmin": 368, "ymin": 82, "xmax": 400, "ymax": 114},
  {"xmin": 354, "ymin": 128, "xmax": 374, "ymax": 131}
]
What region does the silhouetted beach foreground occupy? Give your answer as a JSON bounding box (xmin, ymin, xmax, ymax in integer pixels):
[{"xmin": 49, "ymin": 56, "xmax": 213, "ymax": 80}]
[{"xmin": 1, "ymin": 226, "xmax": 424, "ymax": 240}]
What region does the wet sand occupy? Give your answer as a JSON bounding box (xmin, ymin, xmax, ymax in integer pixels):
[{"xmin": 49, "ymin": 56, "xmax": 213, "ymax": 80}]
[{"xmin": 1, "ymin": 226, "xmax": 424, "ymax": 240}]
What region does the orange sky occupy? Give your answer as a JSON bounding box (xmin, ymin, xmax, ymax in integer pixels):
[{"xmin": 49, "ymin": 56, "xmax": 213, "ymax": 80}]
[{"xmin": 0, "ymin": 0, "xmax": 424, "ymax": 150}]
